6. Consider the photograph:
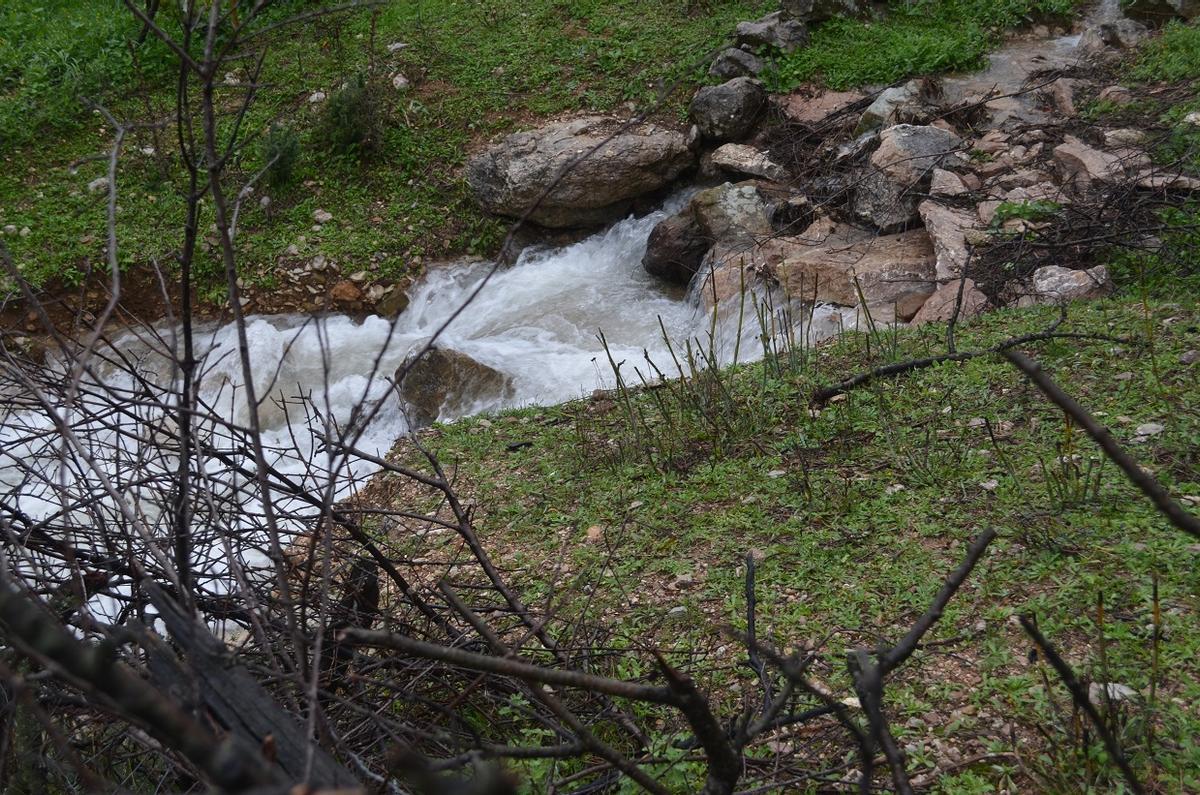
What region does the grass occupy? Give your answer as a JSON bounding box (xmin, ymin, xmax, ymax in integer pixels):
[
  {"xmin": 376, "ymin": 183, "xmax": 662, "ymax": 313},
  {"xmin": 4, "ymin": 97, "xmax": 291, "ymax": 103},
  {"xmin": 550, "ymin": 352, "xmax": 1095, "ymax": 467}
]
[
  {"xmin": 1, "ymin": 0, "xmax": 1090, "ymax": 304},
  {"xmin": 1131, "ymin": 20, "xmax": 1200, "ymax": 83},
  {"xmin": 766, "ymin": 0, "xmax": 1079, "ymax": 90},
  {"xmin": 372, "ymin": 297, "xmax": 1200, "ymax": 792},
  {"xmin": 0, "ymin": 0, "xmax": 769, "ymax": 299}
]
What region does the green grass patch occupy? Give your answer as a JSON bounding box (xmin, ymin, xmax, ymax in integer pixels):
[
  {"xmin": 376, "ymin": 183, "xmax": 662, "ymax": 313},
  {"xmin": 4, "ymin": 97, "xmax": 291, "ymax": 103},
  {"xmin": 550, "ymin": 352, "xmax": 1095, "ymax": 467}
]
[
  {"xmin": 1131, "ymin": 20, "xmax": 1200, "ymax": 82},
  {"xmin": 379, "ymin": 297, "xmax": 1200, "ymax": 791},
  {"xmin": 767, "ymin": 0, "xmax": 1079, "ymax": 90}
]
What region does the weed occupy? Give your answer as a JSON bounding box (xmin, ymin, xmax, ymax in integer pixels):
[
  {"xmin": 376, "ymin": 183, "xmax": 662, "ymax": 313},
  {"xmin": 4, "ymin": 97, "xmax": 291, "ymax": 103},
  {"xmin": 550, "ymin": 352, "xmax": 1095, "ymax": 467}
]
[{"xmin": 1131, "ymin": 20, "xmax": 1200, "ymax": 83}]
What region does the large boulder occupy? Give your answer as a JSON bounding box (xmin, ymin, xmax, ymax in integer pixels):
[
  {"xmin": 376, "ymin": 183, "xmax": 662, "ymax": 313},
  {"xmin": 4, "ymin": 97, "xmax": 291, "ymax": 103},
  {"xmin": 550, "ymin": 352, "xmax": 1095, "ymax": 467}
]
[
  {"xmin": 466, "ymin": 116, "xmax": 694, "ymax": 228},
  {"xmin": 689, "ymin": 78, "xmax": 767, "ymax": 142},
  {"xmin": 396, "ymin": 346, "xmax": 514, "ymax": 426},
  {"xmin": 772, "ymin": 223, "xmax": 937, "ymax": 321},
  {"xmin": 853, "ymin": 124, "xmax": 964, "ymax": 231},
  {"xmin": 642, "ymin": 210, "xmax": 710, "ymax": 286},
  {"xmin": 735, "ymin": 12, "xmax": 809, "ymax": 52}
]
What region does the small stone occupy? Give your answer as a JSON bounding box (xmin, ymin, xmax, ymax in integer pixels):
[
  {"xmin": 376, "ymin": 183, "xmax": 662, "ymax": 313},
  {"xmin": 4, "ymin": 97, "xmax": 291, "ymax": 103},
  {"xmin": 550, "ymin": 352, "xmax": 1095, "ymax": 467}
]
[
  {"xmin": 1180, "ymin": 349, "xmax": 1199, "ymax": 365},
  {"xmin": 1089, "ymin": 682, "xmax": 1137, "ymax": 703},
  {"xmin": 392, "ymin": 73, "xmax": 410, "ymax": 91},
  {"xmin": 387, "ymin": 41, "xmax": 409, "ymax": 53},
  {"xmin": 259, "ymin": 195, "xmax": 272, "ymax": 210},
  {"xmin": 885, "ymin": 484, "xmax": 906, "ymax": 494},
  {"xmin": 87, "ymin": 176, "xmax": 110, "ymax": 194},
  {"xmin": 18, "ymin": 227, "xmax": 29, "ymax": 237},
  {"xmin": 313, "ymin": 209, "xmax": 333, "ymax": 223},
  {"xmin": 668, "ymin": 605, "xmax": 687, "ymax": 617},
  {"xmin": 1114, "ymin": 371, "xmax": 1134, "ymax": 381},
  {"xmin": 1184, "ymin": 111, "xmax": 1200, "ymax": 127},
  {"xmin": 349, "ymin": 270, "xmax": 368, "ymax": 283},
  {"xmin": 767, "ymin": 469, "xmax": 787, "ymax": 478},
  {"xmin": 585, "ymin": 525, "xmax": 603, "ymax": 542},
  {"xmin": 1135, "ymin": 422, "xmax": 1164, "ymax": 437},
  {"xmin": 2, "ymin": 224, "xmax": 16, "ymax": 235},
  {"xmin": 308, "ymin": 91, "xmax": 327, "ymax": 104},
  {"xmin": 980, "ymin": 479, "xmax": 1000, "ymax": 492}
]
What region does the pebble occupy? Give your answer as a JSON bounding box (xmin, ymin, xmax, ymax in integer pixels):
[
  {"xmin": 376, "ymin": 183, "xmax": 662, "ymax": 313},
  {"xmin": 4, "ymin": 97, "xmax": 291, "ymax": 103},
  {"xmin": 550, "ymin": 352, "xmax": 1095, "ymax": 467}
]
[
  {"xmin": 19, "ymin": 226, "xmax": 30, "ymax": 237},
  {"xmin": 1180, "ymin": 350, "xmax": 1199, "ymax": 365},
  {"xmin": 980, "ymin": 478, "xmax": 1000, "ymax": 492},
  {"xmin": 1089, "ymin": 682, "xmax": 1137, "ymax": 703},
  {"xmin": 1114, "ymin": 371, "xmax": 1133, "ymax": 381},
  {"xmin": 308, "ymin": 91, "xmax": 327, "ymax": 104},
  {"xmin": 87, "ymin": 176, "xmax": 110, "ymax": 194},
  {"xmin": 1184, "ymin": 111, "xmax": 1200, "ymax": 127},
  {"xmin": 2, "ymin": 224, "xmax": 16, "ymax": 235},
  {"xmin": 313, "ymin": 209, "xmax": 333, "ymax": 223},
  {"xmin": 392, "ymin": 73, "xmax": 410, "ymax": 91},
  {"xmin": 767, "ymin": 469, "xmax": 786, "ymax": 478},
  {"xmin": 387, "ymin": 41, "xmax": 409, "ymax": 53},
  {"xmin": 1134, "ymin": 422, "xmax": 1164, "ymax": 438}
]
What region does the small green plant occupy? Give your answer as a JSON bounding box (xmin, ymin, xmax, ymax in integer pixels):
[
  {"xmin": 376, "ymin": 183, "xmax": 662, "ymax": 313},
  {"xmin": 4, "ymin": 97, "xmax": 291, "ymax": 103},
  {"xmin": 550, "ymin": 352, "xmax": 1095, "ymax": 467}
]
[
  {"xmin": 263, "ymin": 124, "xmax": 300, "ymax": 188},
  {"xmin": 991, "ymin": 199, "xmax": 1061, "ymax": 227},
  {"xmin": 1131, "ymin": 20, "xmax": 1200, "ymax": 82},
  {"xmin": 314, "ymin": 74, "xmax": 384, "ymax": 161}
]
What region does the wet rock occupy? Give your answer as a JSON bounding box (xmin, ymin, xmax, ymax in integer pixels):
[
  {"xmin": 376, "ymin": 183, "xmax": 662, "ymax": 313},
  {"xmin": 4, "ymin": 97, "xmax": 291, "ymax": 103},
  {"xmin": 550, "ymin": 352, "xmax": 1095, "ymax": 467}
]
[
  {"xmin": 642, "ymin": 210, "xmax": 709, "ymax": 285},
  {"xmin": 853, "ymin": 124, "xmax": 963, "ymax": 231},
  {"xmin": 910, "ymin": 278, "xmax": 990, "ymax": 326},
  {"xmin": 709, "ymin": 143, "xmax": 788, "ymax": 181},
  {"xmin": 466, "ymin": 116, "xmax": 693, "ymax": 228},
  {"xmin": 918, "ymin": 201, "xmax": 979, "ymax": 280},
  {"xmin": 709, "ymin": 47, "xmax": 764, "ymax": 79},
  {"xmin": 773, "ymin": 225, "xmax": 937, "ymax": 320},
  {"xmin": 396, "ymin": 346, "xmax": 514, "ymax": 426},
  {"xmin": 691, "ymin": 182, "xmax": 773, "ymax": 244},
  {"xmin": 689, "ymin": 77, "xmax": 767, "ymax": 142},
  {"xmin": 1016, "ymin": 265, "xmax": 1113, "ymax": 306},
  {"xmin": 1078, "ymin": 18, "xmax": 1150, "ymax": 53},
  {"xmin": 375, "ymin": 284, "xmax": 410, "ymax": 316},
  {"xmin": 735, "ymin": 12, "xmax": 809, "ymax": 53},
  {"xmin": 329, "ymin": 280, "xmax": 363, "ymax": 304},
  {"xmin": 1044, "ymin": 78, "xmax": 1085, "ymax": 116},
  {"xmin": 774, "ymin": 88, "xmax": 865, "ymax": 127}
]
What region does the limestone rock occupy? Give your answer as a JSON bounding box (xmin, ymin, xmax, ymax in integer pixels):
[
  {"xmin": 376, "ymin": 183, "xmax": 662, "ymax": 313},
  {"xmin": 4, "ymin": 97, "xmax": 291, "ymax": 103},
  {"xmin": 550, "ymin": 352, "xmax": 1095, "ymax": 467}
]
[
  {"xmin": 854, "ymin": 124, "xmax": 964, "ymax": 231},
  {"xmin": 709, "ymin": 48, "xmax": 764, "ymax": 79},
  {"xmin": 774, "ymin": 88, "xmax": 865, "ymax": 127},
  {"xmin": 690, "ymin": 182, "xmax": 773, "ymax": 244},
  {"xmin": 1017, "ymin": 265, "xmax": 1113, "ymax": 306},
  {"xmin": 709, "ymin": 143, "xmax": 788, "ymax": 182},
  {"xmin": 642, "ymin": 210, "xmax": 710, "ymax": 285},
  {"xmin": 396, "ymin": 347, "xmax": 514, "ymax": 426},
  {"xmin": 689, "ymin": 78, "xmax": 767, "ymax": 142},
  {"xmin": 735, "ymin": 12, "xmax": 809, "ymax": 53},
  {"xmin": 1053, "ymin": 136, "xmax": 1151, "ymax": 188},
  {"xmin": 856, "ymin": 80, "xmax": 930, "ymax": 134},
  {"xmin": 466, "ymin": 116, "xmax": 694, "ymax": 228},
  {"xmin": 910, "ymin": 279, "xmax": 990, "ymax": 326},
  {"xmin": 1078, "ymin": 18, "xmax": 1150, "ymax": 53},
  {"xmin": 918, "ymin": 201, "xmax": 979, "ymax": 281},
  {"xmin": 930, "ymin": 168, "xmax": 968, "ymax": 197},
  {"xmin": 773, "ymin": 225, "xmax": 937, "ymax": 320}
]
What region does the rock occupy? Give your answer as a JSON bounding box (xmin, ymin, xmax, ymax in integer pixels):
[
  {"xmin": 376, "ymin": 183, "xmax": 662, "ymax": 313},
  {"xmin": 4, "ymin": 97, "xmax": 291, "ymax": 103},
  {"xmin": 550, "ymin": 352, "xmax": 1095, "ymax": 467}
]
[
  {"xmin": 1135, "ymin": 422, "xmax": 1165, "ymax": 437},
  {"xmin": 1185, "ymin": 111, "xmax": 1200, "ymax": 127},
  {"xmin": 1, "ymin": 224, "xmax": 15, "ymax": 235},
  {"xmin": 689, "ymin": 77, "xmax": 767, "ymax": 142},
  {"xmin": 1181, "ymin": 349, "xmax": 1199, "ymax": 365},
  {"xmin": 910, "ymin": 278, "xmax": 990, "ymax": 326},
  {"xmin": 375, "ymin": 284, "xmax": 410, "ymax": 316},
  {"xmin": 1078, "ymin": 18, "xmax": 1150, "ymax": 53},
  {"xmin": 773, "ymin": 225, "xmax": 937, "ymax": 320},
  {"xmin": 387, "ymin": 41, "xmax": 409, "ymax": 53},
  {"xmin": 855, "ymin": 80, "xmax": 929, "ymax": 134},
  {"xmin": 87, "ymin": 176, "xmax": 110, "ymax": 194},
  {"xmin": 466, "ymin": 116, "xmax": 694, "ymax": 228},
  {"xmin": 690, "ymin": 182, "xmax": 773, "ymax": 244},
  {"xmin": 1053, "ymin": 137, "xmax": 1151, "ymax": 188},
  {"xmin": 308, "ymin": 90, "xmax": 327, "ymax": 104},
  {"xmin": 396, "ymin": 347, "xmax": 514, "ymax": 426},
  {"xmin": 1089, "ymin": 682, "xmax": 1139, "ymax": 703},
  {"xmin": 709, "ymin": 143, "xmax": 788, "ymax": 181},
  {"xmin": 1017, "ymin": 265, "xmax": 1113, "ymax": 306},
  {"xmin": 329, "ymin": 280, "xmax": 363, "ymax": 304},
  {"xmin": 313, "ymin": 208, "xmax": 333, "ymax": 223},
  {"xmin": 1044, "ymin": 78, "xmax": 1085, "ymax": 116},
  {"xmin": 918, "ymin": 201, "xmax": 979, "ymax": 280},
  {"xmin": 1104, "ymin": 128, "xmax": 1147, "ymax": 147},
  {"xmin": 709, "ymin": 47, "xmax": 764, "ymax": 79},
  {"xmin": 1124, "ymin": 0, "xmax": 1200, "ymax": 20},
  {"xmin": 930, "ymin": 168, "xmax": 968, "ymax": 197},
  {"xmin": 642, "ymin": 210, "xmax": 709, "ymax": 285},
  {"xmin": 782, "ymin": 0, "xmax": 865, "ymax": 22},
  {"xmin": 853, "ymin": 124, "xmax": 964, "ymax": 231},
  {"xmin": 1098, "ymin": 85, "xmax": 1135, "ymax": 106},
  {"xmin": 735, "ymin": 12, "xmax": 809, "ymax": 53},
  {"xmin": 775, "ymin": 88, "xmax": 865, "ymax": 127},
  {"xmin": 391, "ymin": 73, "xmax": 410, "ymax": 91}
]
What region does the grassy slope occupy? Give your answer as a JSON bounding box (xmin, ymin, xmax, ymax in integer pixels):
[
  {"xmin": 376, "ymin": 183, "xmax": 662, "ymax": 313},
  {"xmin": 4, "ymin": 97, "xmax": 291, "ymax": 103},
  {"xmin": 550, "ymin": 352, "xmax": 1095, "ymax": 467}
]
[
  {"xmin": 0, "ymin": 0, "xmax": 1082, "ymax": 301},
  {"xmin": 375, "ymin": 298, "xmax": 1200, "ymax": 792}
]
